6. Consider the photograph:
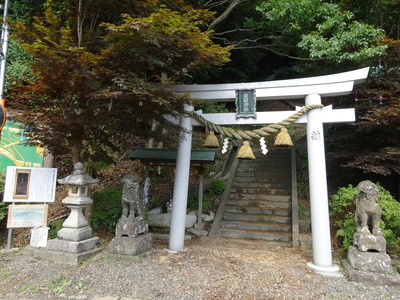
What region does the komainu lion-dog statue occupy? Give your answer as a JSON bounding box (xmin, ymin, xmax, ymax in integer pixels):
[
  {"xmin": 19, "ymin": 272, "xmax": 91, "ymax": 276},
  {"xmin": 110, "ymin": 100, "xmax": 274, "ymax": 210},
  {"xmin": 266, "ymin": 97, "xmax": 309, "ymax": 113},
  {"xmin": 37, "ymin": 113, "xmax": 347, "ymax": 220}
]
[{"xmin": 355, "ymin": 180, "xmax": 382, "ymax": 236}]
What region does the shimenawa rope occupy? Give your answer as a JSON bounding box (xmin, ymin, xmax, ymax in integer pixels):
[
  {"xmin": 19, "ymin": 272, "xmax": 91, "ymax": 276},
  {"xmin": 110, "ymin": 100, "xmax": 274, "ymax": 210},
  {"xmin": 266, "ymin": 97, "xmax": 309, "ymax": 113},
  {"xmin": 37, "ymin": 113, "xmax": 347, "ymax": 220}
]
[{"xmin": 189, "ymin": 104, "xmax": 324, "ymax": 140}]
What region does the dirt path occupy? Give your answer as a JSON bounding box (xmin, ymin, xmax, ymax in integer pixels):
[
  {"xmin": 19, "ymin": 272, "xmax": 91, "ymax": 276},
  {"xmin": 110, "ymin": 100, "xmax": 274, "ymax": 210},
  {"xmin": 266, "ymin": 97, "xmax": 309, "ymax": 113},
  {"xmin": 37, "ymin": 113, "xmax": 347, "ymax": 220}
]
[{"xmin": 1, "ymin": 236, "xmax": 399, "ymax": 299}]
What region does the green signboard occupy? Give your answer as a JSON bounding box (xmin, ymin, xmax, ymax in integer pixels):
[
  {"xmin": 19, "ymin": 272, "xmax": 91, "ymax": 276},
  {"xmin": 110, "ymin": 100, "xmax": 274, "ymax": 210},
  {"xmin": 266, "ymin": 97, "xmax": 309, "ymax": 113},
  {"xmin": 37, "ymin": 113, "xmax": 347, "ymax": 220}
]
[{"xmin": 0, "ymin": 121, "xmax": 43, "ymax": 170}]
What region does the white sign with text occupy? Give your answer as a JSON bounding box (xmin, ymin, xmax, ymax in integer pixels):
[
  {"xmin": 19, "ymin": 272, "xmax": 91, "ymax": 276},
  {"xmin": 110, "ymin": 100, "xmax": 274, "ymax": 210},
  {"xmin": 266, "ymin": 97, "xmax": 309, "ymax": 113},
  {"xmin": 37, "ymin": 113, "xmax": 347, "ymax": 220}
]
[{"xmin": 3, "ymin": 166, "xmax": 57, "ymax": 203}]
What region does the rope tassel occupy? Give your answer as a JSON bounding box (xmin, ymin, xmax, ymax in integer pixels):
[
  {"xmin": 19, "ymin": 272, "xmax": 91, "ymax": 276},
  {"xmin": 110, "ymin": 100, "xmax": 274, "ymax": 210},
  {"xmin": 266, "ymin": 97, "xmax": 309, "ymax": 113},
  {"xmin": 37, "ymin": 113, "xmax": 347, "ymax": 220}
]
[
  {"xmin": 237, "ymin": 141, "xmax": 256, "ymax": 159},
  {"xmin": 203, "ymin": 130, "xmax": 220, "ymax": 148},
  {"xmin": 274, "ymin": 128, "xmax": 293, "ymax": 147}
]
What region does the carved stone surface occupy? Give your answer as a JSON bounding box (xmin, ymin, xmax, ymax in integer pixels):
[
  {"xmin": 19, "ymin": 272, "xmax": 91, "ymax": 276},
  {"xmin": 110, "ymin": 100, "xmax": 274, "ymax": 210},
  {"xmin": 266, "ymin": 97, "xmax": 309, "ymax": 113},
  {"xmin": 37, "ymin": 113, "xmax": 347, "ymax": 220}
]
[
  {"xmin": 108, "ymin": 234, "xmax": 153, "ymax": 256},
  {"xmin": 347, "ymin": 245, "xmax": 393, "ymax": 273},
  {"xmin": 116, "ymin": 175, "xmax": 148, "ymax": 237},
  {"xmin": 116, "ymin": 218, "xmax": 148, "ymax": 238},
  {"xmin": 353, "ymin": 232, "xmax": 386, "ymax": 253}
]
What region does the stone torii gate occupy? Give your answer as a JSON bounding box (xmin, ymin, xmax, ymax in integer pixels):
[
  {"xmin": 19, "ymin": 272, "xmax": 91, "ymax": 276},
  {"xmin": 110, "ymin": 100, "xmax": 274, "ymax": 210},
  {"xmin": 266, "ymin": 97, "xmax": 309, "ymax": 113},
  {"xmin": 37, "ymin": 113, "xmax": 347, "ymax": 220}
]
[{"xmin": 168, "ymin": 67, "xmax": 370, "ymax": 276}]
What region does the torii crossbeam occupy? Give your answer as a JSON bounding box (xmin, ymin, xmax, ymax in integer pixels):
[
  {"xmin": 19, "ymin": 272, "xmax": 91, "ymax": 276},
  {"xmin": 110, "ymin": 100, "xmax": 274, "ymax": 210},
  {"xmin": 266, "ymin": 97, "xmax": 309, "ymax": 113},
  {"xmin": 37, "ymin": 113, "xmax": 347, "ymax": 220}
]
[{"xmin": 168, "ymin": 67, "xmax": 370, "ymax": 277}]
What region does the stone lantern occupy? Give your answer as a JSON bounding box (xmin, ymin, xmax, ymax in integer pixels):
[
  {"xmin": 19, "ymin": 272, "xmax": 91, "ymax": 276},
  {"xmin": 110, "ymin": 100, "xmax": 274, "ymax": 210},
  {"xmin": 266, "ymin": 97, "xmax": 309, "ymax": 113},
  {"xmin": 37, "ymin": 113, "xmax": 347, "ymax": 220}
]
[
  {"xmin": 57, "ymin": 162, "xmax": 99, "ymax": 242},
  {"xmin": 43, "ymin": 162, "xmax": 101, "ymax": 264}
]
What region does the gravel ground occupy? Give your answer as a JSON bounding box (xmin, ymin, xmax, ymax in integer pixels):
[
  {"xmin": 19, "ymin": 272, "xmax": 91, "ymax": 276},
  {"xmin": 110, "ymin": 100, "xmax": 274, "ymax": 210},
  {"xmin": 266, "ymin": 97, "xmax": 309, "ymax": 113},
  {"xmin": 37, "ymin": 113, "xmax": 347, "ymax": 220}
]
[{"xmin": 0, "ymin": 236, "xmax": 399, "ymax": 300}]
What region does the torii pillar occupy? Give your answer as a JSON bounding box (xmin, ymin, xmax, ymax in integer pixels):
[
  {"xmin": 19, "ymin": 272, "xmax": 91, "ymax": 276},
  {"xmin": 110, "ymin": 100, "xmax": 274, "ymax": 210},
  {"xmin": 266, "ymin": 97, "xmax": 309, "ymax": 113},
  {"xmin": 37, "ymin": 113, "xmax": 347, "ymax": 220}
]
[
  {"xmin": 305, "ymin": 94, "xmax": 340, "ymax": 275},
  {"xmin": 168, "ymin": 104, "xmax": 194, "ymax": 252}
]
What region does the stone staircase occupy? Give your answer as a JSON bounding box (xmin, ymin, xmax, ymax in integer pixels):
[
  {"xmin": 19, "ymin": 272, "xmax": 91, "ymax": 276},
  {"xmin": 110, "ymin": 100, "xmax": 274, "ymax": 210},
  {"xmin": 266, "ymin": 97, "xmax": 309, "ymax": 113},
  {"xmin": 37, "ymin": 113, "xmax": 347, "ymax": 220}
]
[{"xmin": 210, "ymin": 147, "xmax": 295, "ymax": 247}]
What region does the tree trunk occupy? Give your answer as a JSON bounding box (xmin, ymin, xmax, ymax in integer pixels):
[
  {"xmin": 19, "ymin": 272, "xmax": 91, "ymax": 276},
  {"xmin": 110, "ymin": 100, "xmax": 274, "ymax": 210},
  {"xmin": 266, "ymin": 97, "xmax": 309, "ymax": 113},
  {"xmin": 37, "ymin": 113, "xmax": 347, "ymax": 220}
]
[
  {"xmin": 72, "ymin": 138, "xmax": 83, "ymax": 165},
  {"xmin": 42, "ymin": 146, "xmax": 54, "ymax": 168}
]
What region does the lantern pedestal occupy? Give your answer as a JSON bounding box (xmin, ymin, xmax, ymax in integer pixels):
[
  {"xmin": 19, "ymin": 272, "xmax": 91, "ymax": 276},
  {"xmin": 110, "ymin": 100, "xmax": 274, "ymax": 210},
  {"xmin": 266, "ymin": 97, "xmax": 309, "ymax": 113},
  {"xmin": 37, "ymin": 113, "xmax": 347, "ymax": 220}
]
[{"xmin": 57, "ymin": 204, "xmax": 92, "ymax": 241}]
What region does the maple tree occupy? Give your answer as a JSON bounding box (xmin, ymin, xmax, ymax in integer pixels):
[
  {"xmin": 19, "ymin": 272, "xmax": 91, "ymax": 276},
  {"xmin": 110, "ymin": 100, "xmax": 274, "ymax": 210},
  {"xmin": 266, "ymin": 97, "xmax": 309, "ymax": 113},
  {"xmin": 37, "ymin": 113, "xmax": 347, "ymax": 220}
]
[{"xmin": 8, "ymin": 0, "xmax": 231, "ymax": 164}]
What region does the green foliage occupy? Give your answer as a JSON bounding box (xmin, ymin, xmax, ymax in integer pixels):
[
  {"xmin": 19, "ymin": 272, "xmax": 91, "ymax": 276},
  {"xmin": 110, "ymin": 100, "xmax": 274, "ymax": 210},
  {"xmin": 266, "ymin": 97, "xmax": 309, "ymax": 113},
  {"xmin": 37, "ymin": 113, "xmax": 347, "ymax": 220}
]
[
  {"xmin": 187, "ymin": 179, "xmax": 226, "ymax": 210},
  {"xmin": 209, "ymin": 179, "xmax": 226, "ymax": 196},
  {"xmin": 330, "ymin": 183, "xmax": 400, "ymax": 255},
  {"xmin": 6, "ymin": 39, "xmax": 35, "ymax": 89},
  {"xmin": 91, "ymin": 187, "xmax": 122, "ymax": 233},
  {"xmin": 330, "ymin": 185, "xmax": 358, "ymax": 250},
  {"xmin": 257, "ymin": 0, "xmax": 387, "ymax": 63},
  {"xmin": 200, "ymin": 102, "xmax": 230, "ymax": 114},
  {"xmin": 48, "ymin": 220, "xmax": 63, "ymax": 239},
  {"xmin": 9, "ymin": 1, "xmax": 232, "ymax": 163}
]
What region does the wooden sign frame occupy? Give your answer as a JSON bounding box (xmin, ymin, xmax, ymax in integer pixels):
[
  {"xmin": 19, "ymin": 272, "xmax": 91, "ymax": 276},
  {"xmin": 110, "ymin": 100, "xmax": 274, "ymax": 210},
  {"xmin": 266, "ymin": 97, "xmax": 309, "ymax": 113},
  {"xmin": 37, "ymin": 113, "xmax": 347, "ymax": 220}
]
[{"xmin": 7, "ymin": 204, "xmax": 48, "ymax": 228}]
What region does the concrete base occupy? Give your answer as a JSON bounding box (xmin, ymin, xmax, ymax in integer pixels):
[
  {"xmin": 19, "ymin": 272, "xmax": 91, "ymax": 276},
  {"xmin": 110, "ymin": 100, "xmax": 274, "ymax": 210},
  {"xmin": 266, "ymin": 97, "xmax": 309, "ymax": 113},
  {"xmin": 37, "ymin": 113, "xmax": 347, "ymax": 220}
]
[
  {"xmin": 307, "ymin": 262, "xmax": 343, "ymax": 277},
  {"xmin": 23, "ymin": 245, "xmax": 103, "ymax": 265},
  {"xmin": 342, "ymin": 260, "xmax": 400, "ymax": 286},
  {"xmin": 46, "ymin": 237, "xmax": 99, "ymax": 253},
  {"xmin": 107, "ymin": 233, "xmax": 152, "ymax": 256},
  {"xmin": 57, "ymin": 226, "xmax": 92, "ymax": 242}
]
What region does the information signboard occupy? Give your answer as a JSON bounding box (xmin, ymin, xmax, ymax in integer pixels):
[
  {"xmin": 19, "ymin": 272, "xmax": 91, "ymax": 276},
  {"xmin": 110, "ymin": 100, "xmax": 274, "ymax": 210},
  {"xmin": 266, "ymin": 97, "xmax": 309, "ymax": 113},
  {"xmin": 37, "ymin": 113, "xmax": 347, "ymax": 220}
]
[{"xmin": 3, "ymin": 166, "xmax": 57, "ymax": 203}]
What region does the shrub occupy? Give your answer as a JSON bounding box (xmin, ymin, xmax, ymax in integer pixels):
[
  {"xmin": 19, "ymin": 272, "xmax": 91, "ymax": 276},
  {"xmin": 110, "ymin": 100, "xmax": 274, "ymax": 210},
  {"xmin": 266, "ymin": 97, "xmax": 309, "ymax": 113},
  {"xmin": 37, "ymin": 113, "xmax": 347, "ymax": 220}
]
[
  {"xmin": 48, "ymin": 220, "xmax": 63, "ymax": 239},
  {"xmin": 330, "ymin": 183, "xmax": 400, "ymax": 256},
  {"xmin": 91, "ymin": 186, "xmax": 123, "ymax": 233},
  {"xmin": 208, "ymin": 179, "xmax": 226, "ymax": 196},
  {"xmin": 187, "ymin": 179, "xmax": 226, "ymax": 211}
]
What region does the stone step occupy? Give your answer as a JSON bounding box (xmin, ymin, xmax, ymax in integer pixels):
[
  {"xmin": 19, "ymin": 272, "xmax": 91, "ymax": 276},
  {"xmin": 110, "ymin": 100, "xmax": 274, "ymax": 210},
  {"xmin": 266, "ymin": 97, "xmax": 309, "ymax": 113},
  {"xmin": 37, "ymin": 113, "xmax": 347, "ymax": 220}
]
[
  {"xmin": 228, "ymin": 194, "xmax": 291, "ymax": 202},
  {"xmin": 250, "ymin": 149, "xmax": 291, "ymax": 156},
  {"xmin": 229, "ymin": 187, "xmax": 291, "ymax": 196},
  {"xmin": 225, "ymin": 205, "xmax": 291, "ymax": 217},
  {"xmin": 218, "ymin": 228, "xmax": 292, "ymax": 243},
  {"xmin": 231, "ymin": 181, "xmax": 291, "ymax": 189},
  {"xmin": 214, "ymin": 237, "xmax": 292, "ymax": 247},
  {"xmin": 239, "ymin": 158, "xmax": 290, "ymax": 164},
  {"xmin": 220, "ymin": 220, "xmax": 292, "ymax": 233},
  {"xmin": 226, "ymin": 199, "xmax": 291, "ymax": 209},
  {"xmin": 212, "ymin": 147, "xmax": 293, "ymax": 247},
  {"xmin": 223, "ymin": 212, "xmax": 291, "ymax": 224},
  {"xmin": 234, "ymin": 173, "xmax": 291, "ymax": 183},
  {"xmin": 238, "ymin": 159, "xmax": 290, "ymax": 165},
  {"xmin": 236, "ymin": 167, "xmax": 291, "ymax": 175}
]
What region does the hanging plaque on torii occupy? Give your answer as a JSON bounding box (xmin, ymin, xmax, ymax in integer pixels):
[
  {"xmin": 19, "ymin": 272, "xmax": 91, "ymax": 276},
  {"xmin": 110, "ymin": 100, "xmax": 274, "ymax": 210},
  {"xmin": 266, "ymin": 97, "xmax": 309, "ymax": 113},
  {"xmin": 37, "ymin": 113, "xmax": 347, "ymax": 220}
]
[{"xmin": 236, "ymin": 89, "xmax": 256, "ymax": 118}]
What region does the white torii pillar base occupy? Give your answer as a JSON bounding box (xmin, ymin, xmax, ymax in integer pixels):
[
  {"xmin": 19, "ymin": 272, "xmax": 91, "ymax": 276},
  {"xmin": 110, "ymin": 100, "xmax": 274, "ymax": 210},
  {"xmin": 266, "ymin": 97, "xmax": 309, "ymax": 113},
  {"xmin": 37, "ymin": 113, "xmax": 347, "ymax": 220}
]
[
  {"xmin": 168, "ymin": 104, "xmax": 194, "ymax": 252},
  {"xmin": 306, "ymin": 94, "xmax": 342, "ymax": 277}
]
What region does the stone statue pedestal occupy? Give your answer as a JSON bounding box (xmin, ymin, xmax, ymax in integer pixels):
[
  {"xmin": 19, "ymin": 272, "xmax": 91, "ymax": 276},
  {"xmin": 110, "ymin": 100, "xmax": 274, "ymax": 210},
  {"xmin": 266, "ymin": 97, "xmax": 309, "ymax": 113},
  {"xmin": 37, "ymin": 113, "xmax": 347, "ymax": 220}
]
[
  {"xmin": 116, "ymin": 217, "xmax": 148, "ymax": 237},
  {"xmin": 353, "ymin": 232, "xmax": 386, "ymax": 253},
  {"xmin": 108, "ymin": 233, "xmax": 153, "ymax": 256},
  {"xmin": 347, "ymin": 232, "xmax": 393, "ymax": 274},
  {"xmin": 347, "ymin": 245, "xmax": 392, "ymax": 273},
  {"xmin": 343, "ymin": 234, "xmax": 399, "ymax": 286}
]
